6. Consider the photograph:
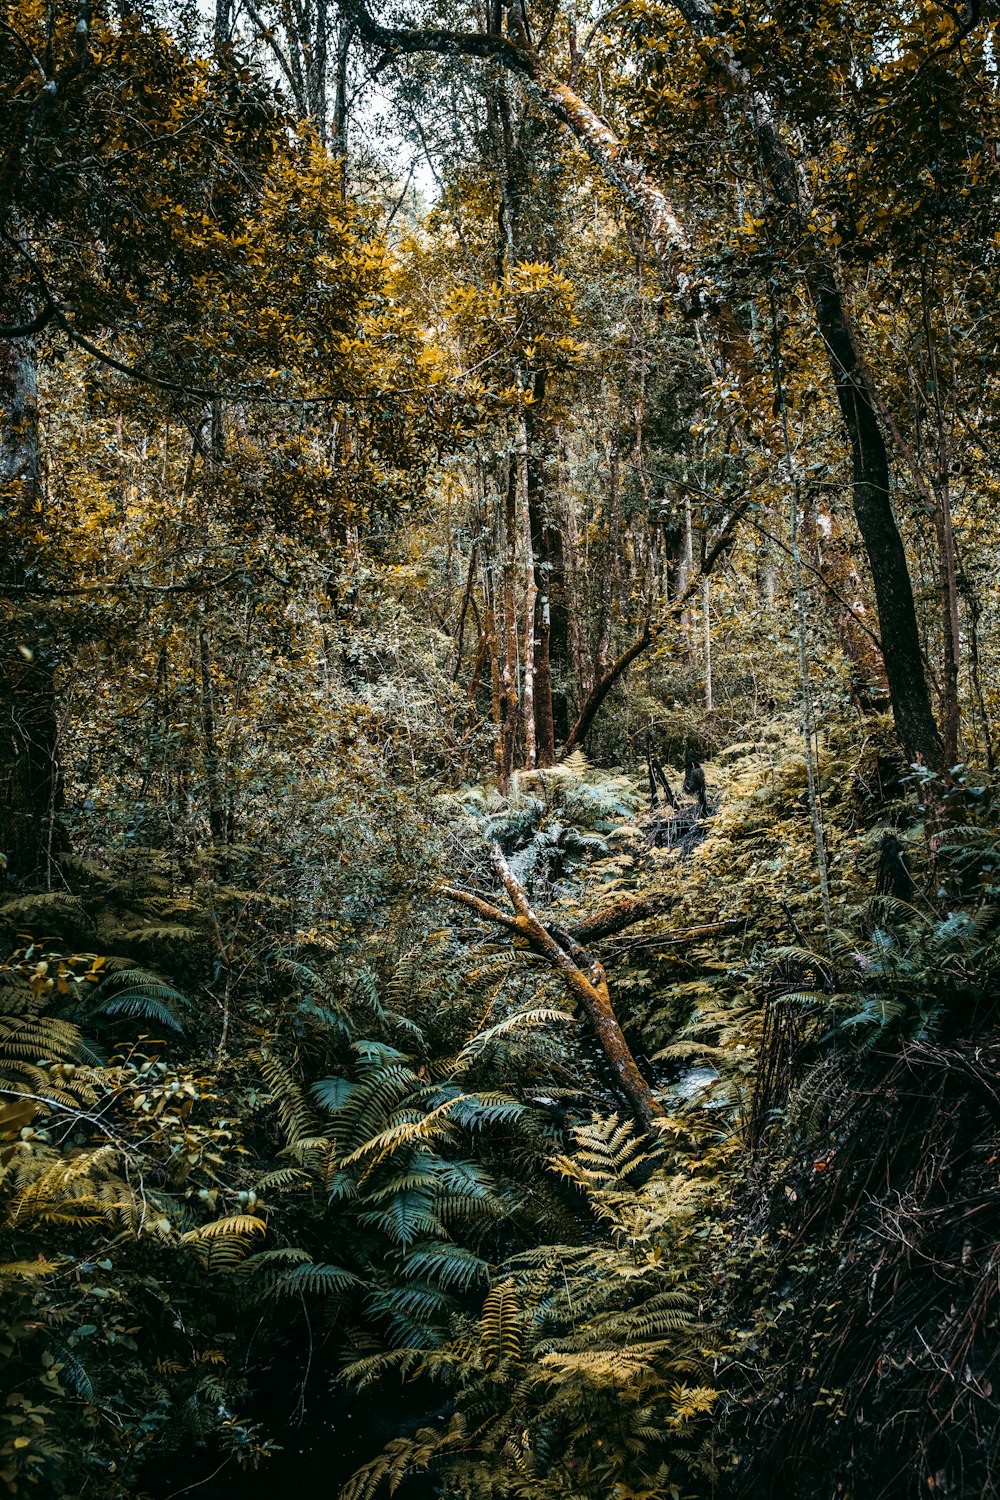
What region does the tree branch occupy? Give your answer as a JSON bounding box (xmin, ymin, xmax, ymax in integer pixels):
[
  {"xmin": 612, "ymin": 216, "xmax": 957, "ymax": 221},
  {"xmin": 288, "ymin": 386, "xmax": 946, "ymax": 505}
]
[
  {"xmin": 437, "ymin": 884, "xmax": 522, "ymax": 933},
  {"xmin": 342, "ymin": 0, "xmax": 690, "ymax": 267},
  {"xmin": 0, "ymin": 299, "xmax": 55, "ymax": 339},
  {"xmin": 574, "ymin": 892, "xmax": 676, "ymax": 942},
  {"xmin": 560, "ymin": 501, "xmax": 749, "ymax": 755}
]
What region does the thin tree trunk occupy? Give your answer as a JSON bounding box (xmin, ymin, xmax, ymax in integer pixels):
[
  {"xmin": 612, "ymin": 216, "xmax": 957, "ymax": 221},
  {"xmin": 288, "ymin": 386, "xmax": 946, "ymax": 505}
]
[
  {"xmin": 197, "ymin": 606, "xmax": 225, "ymax": 848},
  {"xmin": 526, "ymin": 396, "xmax": 557, "ymax": 766},
  {"xmin": 678, "ymin": 471, "xmax": 694, "ymax": 647},
  {"xmin": 965, "ymin": 583, "xmax": 994, "ymax": 771},
  {"xmin": 921, "ymin": 273, "xmax": 961, "ymax": 767},
  {"xmin": 500, "ymin": 454, "xmax": 521, "ymax": 785},
  {"xmin": 308, "ymin": 0, "xmax": 330, "ymax": 140},
  {"xmin": 452, "ymin": 540, "xmax": 479, "ymax": 679},
  {"xmin": 702, "ymin": 575, "xmax": 713, "ymax": 711},
  {"xmin": 933, "ymin": 489, "xmax": 961, "ymax": 767},
  {"xmin": 592, "ymin": 445, "xmax": 618, "ymax": 680},
  {"xmin": 532, "ymin": 543, "xmax": 556, "ymax": 765},
  {"xmin": 331, "ymin": 15, "xmax": 354, "ymax": 179},
  {"xmin": 768, "ymin": 290, "xmax": 834, "ymax": 948},
  {"xmin": 519, "ymin": 416, "xmax": 538, "ymax": 770},
  {"xmin": 561, "ymin": 504, "xmax": 749, "ymax": 755},
  {"xmin": 564, "ymin": 500, "xmax": 587, "ymax": 712},
  {"xmin": 486, "ymin": 601, "xmax": 505, "ymax": 785}
]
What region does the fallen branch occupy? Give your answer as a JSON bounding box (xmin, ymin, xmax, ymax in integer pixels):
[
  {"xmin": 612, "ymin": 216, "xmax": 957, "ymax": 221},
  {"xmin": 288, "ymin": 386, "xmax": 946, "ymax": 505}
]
[
  {"xmin": 574, "ymin": 892, "xmax": 676, "ymax": 942},
  {"xmin": 441, "ymin": 845, "xmax": 665, "ymax": 1131},
  {"xmin": 560, "ymin": 504, "xmax": 749, "ymax": 755},
  {"xmin": 601, "ymin": 919, "xmax": 744, "ymax": 955}
]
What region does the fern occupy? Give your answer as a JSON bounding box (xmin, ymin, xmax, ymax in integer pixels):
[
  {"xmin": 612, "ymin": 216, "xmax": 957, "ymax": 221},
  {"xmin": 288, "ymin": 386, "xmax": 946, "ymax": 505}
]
[
  {"xmin": 403, "ymin": 1242, "xmax": 490, "ymax": 1292},
  {"xmin": 181, "ymin": 1214, "xmax": 266, "ymax": 1270},
  {"xmin": 480, "ymin": 1278, "xmax": 524, "ymax": 1366},
  {"xmin": 267, "ymin": 1261, "xmax": 361, "ymax": 1297},
  {"xmin": 89, "ymin": 964, "xmax": 192, "ymax": 1030},
  {"xmin": 259, "ymin": 1049, "xmax": 320, "ymax": 1145}
]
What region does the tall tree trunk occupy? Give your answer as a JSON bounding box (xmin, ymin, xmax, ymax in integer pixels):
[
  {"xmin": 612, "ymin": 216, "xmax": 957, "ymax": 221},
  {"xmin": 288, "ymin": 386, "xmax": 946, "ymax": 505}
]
[
  {"xmin": 308, "ymin": 0, "xmax": 330, "ymax": 140},
  {"xmin": 499, "ymin": 455, "xmax": 521, "ymax": 785},
  {"xmin": 802, "ymin": 264, "xmax": 943, "ymax": 768},
  {"xmin": 921, "ymin": 271, "xmax": 961, "ymax": 767},
  {"xmin": 964, "ymin": 580, "xmax": 994, "ymax": 771},
  {"xmin": 519, "ymin": 416, "xmax": 538, "ymax": 770},
  {"xmin": 0, "ymin": 331, "xmax": 59, "ymax": 885},
  {"xmin": 525, "ymin": 387, "xmax": 557, "ymax": 766},
  {"xmin": 702, "ymin": 575, "xmax": 713, "ymax": 712},
  {"xmin": 679, "ymin": 480, "xmax": 694, "ymax": 645},
  {"xmin": 561, "ymin": 504, "xmax": 749, "ymax": 755},
  {"xmin": 197, "ymin": 606, "xmax": 226, "ymax": 848},
  {"xmin": 933, "ymin": 485, "xmax": 961, "ymax": 769},
  {"xmin": 214, "ymin": 0, "xmax": 232, "ymax": 54},
  {"xmin": 563, "ymin": 499, "xmax": 587, "ymax": 714},
  {"xmin": 592, "ymin": 445, "xmax": 618, "ymax": 682},
  {"xmin": 452, "ymin": 540, "xmax": 479, "ymax": 679}
]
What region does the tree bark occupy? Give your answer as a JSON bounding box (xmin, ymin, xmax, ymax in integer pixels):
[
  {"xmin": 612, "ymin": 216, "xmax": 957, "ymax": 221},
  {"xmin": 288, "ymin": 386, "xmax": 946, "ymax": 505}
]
[
  {"xmin": 574, "ymin": 891, "xmax": 675, "ymax": 942},
  {"xmin": 197, "ymin": 606, "xmax": 226, "ymax": 847},
  {"xmin": 562, "ymin": 624, "xmax": 654, "ymax": 758},
  {"xmin": 702, "ymin": 575, "xmax": 713, "ymax": 712},
  {"xmin": 519, "ymin": 415, "xmax": 538, "ymax": 769},
  {"xmin": 452, "ymin": 540, "xmax": 479, "ymax": 679},
  {"xmin": 499, "ymin": 453, "xmax": 521, "ymax": 785},
  {"xmin": 801, "ymin": 264, "xmax": 942, "ymax": 767},
  {"xmin": 525, "ymin": 394, "xmax": 557, "ymax": 766}
]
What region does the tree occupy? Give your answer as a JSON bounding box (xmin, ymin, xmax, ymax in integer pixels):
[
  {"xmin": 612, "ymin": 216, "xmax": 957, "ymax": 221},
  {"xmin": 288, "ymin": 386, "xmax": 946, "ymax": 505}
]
[{"xmin": 337, "ymin": 0, "xmax": 997, "ymax": 770}]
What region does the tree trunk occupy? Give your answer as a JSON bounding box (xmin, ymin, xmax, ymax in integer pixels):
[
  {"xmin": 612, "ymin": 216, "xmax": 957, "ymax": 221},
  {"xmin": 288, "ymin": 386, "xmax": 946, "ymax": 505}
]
[
  {"xmin": 308, "ymin": 0, "xmax": 330, "ymax": 140},
  {"xmin": 197, "ymin": 606, "xmax": 225, "ymax": 847},
  {"xmin": 0, "ymin": 332, "xmax": 60, "ymax": 885},
  {"xmin": 525, "ymin": 394, "xmax": 557, "ymax": 766},
  {"xmin": 802, "ymin": 264, "xmax": 943, "ymax": 768},
  {"xmin": 933, "ymin": 487, "xmax": 961, "ymax": 770},
  {"xmin": 452, "ymin": 540, "xmax": 479, "ymax": 679},
  {"xmin": 702, "ymin": 575, "xmax": 713, "ymax": 711},
  {"xmin": 561, "ymin": 504, "xmax": 749, "ymax": 755},
  {"xmin": 214, "ymin": 0, "xmax": 232, "ymax": 55},
  {"xmin": 563, "ymin": 625, "xmax": 653, "ymax": 757},
  {"xmin": 499, "ymin": 455, "xmax": 521, "ymax": 785},
  {"xmin": 681, "ymin": 486, "xmax": 694, "ymax": 643},
  {"xmin": 921, "ymin": 276, "xmax": 961, "ymax": 768},
  {"xmin": 519, "ymin": 416, "xmax": 538, "ymax": 770}
]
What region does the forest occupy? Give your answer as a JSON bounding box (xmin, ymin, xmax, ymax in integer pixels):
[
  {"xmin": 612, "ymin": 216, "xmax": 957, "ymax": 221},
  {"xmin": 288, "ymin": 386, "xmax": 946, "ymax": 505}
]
[{"xmin": 2, "ymin": 1, "xmax": 999, "ymax": 1497}]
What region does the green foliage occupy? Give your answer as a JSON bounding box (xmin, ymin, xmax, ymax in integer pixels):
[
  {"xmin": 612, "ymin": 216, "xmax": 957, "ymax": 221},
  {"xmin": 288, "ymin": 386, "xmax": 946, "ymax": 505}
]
[
  {"xmin": 341, "ymin": 1112, "xmax": 719, "ymax": 1500},
  {"xmin": 3, "ymin": 4, "xmax": 1000, "ymax": 1496}
]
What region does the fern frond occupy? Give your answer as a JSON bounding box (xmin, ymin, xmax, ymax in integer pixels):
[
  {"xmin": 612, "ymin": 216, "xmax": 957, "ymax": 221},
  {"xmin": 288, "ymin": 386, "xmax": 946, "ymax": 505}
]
[{"xmin": 480, "ymin": 1278, "xmax": 523, "ymax": 1366}]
